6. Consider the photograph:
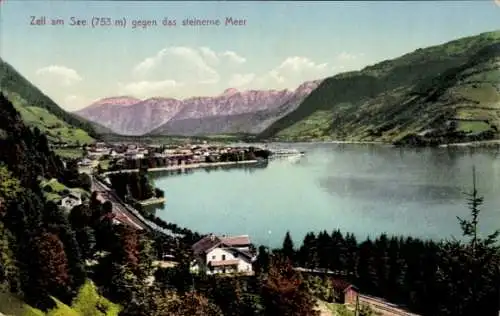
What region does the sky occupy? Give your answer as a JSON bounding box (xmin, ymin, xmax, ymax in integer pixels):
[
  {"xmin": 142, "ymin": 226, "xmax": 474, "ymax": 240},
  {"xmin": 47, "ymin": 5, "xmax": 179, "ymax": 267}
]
[{"xmin": 1, "ymin": 1, "xmax": 499, "ymax": 111}]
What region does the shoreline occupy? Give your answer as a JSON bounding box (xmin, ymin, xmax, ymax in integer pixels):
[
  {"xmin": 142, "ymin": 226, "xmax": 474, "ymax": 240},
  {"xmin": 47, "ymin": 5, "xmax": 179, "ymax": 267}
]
[
  {"xmin": 438, "ymin": 139, "xmax": 500, "ymax": 148},
  {"xmin": 103, "ymin": 159, "xmax": 260, "ymax": 175},
  {"xmin": 138, "ymin": 197, "xmax": 166, "ymax": 207},
  {"xmin": 274, "ymin": 138, "xmax": 500, "ymax": 148}
]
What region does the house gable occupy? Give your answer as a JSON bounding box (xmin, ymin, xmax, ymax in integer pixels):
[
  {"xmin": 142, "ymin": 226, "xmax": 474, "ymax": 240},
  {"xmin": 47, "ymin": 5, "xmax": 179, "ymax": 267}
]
[{"xmin": 191, "ymin": 234, "xmax": 255, "ymax": 275}]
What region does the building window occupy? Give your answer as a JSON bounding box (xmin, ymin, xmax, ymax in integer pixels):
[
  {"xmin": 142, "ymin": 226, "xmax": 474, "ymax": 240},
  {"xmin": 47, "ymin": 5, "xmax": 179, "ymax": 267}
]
[
  {"xmin": 222, "ymin": 255, "xmax": 226, "ymax": 261},
  {"xmin": 212, "ymin": 255, "xmax": 216, "ymax": 260}
]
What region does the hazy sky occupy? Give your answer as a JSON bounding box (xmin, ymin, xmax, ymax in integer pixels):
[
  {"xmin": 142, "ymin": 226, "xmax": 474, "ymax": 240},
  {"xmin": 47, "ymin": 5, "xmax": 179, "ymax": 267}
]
[{"xmin": 1, "ymin": 1, "xmax": 499, "ymax": 111}]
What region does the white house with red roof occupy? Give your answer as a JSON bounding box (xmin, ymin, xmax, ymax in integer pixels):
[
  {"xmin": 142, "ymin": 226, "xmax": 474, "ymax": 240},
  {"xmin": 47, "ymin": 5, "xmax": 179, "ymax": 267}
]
[{"xmin": 191, "ymin": 233, "xmax": 256, "ymax": 275}]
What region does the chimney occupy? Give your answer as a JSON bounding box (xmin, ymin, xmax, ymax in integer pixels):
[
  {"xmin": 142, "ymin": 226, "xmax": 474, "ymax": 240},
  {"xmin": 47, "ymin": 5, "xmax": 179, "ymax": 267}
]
[{"xmin": 210, "ymin": 233, "xmax": 215, "ymax": 241}]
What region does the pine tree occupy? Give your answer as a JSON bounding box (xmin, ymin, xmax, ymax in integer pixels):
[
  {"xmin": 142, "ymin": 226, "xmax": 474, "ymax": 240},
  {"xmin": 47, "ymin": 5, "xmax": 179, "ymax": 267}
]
[
  {"xmin": 74, "ymin": 227, "xmax": 96, "ymax": 259},
  {"xmin": 255, "ymin": 245, "xmax": 270, "ymax": 274},
  {"xmin": 436, "ymin": 167, "xmax": 500, "ymax": 316},
  {"xmin": 344, "ymin": 233, "xmax": 358, "ymax": 278},
  {"xmin": 316, "ymin": 231, "xmax": 331, "ymax": 271},
  {"xmin": 386, "ymin": 236, "xmax": 406, "ymax": 303},
  {"xmin": 356, "ymin": 239, "xmax": 377, "ymax": 294},
  {"xmin": 373, "ymin": 234, "xmax": 390, "ymax": 296},
  {"xmin": 330, "ymin": 229, "xmax": 347, "ymax": 273},
  {"xmin": 282, "ymin": 231, "xmax": 295, "ymax": 262},
  {"xmin": 298, "ymin": 232, "xmax": 317, "ymax": 268}
]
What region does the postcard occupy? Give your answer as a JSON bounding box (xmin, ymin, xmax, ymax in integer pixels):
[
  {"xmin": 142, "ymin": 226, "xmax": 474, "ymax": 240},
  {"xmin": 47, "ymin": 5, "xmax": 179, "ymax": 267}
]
[{"xmin": 0, "ymin": 1, "xmax": 499, "ymax": 315}]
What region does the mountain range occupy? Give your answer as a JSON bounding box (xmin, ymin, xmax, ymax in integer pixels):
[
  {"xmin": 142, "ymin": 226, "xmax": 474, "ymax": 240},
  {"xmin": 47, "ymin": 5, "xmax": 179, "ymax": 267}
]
[
  {"xmin": 75, "ymin": 81, "xmax": 322, "ymax": 136},
  {"xmin": 76, "ymin": 30, "xmax": 500, "ymax": 144},
  {"xmin": 1, "ymin": 30, "xmax": 498, "ymax": 145}
]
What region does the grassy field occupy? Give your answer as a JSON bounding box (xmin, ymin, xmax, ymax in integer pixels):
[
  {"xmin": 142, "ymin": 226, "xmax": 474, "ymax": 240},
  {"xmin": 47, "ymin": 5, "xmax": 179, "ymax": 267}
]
[
  {"xmin": 99, "ymin": 158, "xmax": 110, "ymax": 170},
  {"xmin": 54, "ymin": 148, "xmax": 85, "ymax": 159},
  {"xmin": 0, "ymin": 57, "xmax": 98, "ymax": 145},
  {"xmin": 39, "ymin": 178, "xmax": 90, "ymax": 203},
  {"xmin": 101, "ymin": 133, "xmax": 255, "ymax": 144},
  {"xmin": 276, "ymin": 110, "xmax": 335, "ymax": 140},
  {"xmin": 4, "ymin": 91, "xmax": 95, "ymax": 146},
  {"xmin": 457, "ymin": 120, "xmax": 492, "ymax": 133}
]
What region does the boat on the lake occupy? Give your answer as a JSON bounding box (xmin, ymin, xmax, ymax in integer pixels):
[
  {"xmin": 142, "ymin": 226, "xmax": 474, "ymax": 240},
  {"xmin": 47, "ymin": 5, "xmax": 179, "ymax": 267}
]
[{"xmin": 269, "ymin": 148, "xmax": 305, "ymax": 159}]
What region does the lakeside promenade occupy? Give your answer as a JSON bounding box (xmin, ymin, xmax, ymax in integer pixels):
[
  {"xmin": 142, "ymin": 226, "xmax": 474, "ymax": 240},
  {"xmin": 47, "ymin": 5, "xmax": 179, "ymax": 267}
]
[{"xmin": 102, "ymin": 159, "xmax": 260, "ymax": 175}]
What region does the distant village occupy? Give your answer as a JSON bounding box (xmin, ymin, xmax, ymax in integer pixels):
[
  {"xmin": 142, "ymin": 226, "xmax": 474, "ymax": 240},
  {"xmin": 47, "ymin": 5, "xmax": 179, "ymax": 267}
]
[{"xmin": 77, "ymin": 141, "xmax": 272, "ymax": 169}]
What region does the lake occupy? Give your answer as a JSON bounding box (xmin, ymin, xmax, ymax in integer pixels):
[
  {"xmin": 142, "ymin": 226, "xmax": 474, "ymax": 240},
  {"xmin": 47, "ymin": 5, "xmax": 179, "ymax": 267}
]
[{"xmin": 150, "ymin": 143, "xmax": 500, "ymax": 248}]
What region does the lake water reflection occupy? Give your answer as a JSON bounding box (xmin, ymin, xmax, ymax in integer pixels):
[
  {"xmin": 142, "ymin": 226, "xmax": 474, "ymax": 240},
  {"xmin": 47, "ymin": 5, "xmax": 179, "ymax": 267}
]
[{"xmin": 150, "ymin": 143, "xmax": 500, "ymax": 247}]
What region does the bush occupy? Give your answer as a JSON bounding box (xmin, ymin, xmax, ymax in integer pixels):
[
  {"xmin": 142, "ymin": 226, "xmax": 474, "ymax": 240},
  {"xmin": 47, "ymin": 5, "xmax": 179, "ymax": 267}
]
[{"xmin": 155, "ymin": 188, "xmax": 164, "ymax": 198}]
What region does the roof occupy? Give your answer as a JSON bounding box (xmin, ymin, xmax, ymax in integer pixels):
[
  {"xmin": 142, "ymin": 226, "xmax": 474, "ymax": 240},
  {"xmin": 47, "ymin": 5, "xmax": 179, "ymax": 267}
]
[
  {"xmin": 330, "ymin": 278, "xmax": 358, "ymax": 292},
  {"xmin": 192, "ymin": 234, "xmax": 222, "ymax": 256},
  {"xmin": 63, "ymin": 192, "xmax": 81, "ymax": 200},
  {"xmin": 210, "ymin": 259, "xmax": 240, "ymax": 267},
  {"xmin": 220, "ymin": 235, "xmax": 251, "ymax": 246},
  {"xmin": 192, "ymin": 234, "xmax": 252, "ymax": 256},
  {"xmin": 226, "ymin": 247, "xmax": 255, "ymax": 260}
]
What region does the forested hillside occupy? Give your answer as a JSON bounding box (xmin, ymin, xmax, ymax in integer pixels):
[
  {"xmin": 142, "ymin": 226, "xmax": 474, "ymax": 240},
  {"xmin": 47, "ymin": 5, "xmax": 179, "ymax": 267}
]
[
  {"xmin": 0, "ymin": 93, "xmax": 114, "ymax": 313},
  {"xmin": 259, "ymin": 30, "xmax": 500, "ymax": 145},
  {"xmin": 0, "ymin": 58, "xmax": 97, "ymax": 145},
  {"xmin": 1, "ymin": 90, "xmax": 500, "ymax": 316}
]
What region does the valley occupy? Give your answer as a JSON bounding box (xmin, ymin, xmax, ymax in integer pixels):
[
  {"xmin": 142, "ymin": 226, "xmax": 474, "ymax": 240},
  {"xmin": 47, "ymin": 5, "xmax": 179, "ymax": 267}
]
[
  {"xmin": 75, "ymin": 30, "xmax": 500, "ymax": 147},
  {"xmin": 1, "ymin": 2, "xmax": 499, "ymax": 314}
]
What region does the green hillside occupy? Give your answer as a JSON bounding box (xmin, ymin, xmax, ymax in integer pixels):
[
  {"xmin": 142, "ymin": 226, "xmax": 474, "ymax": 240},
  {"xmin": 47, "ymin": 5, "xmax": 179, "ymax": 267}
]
[
  {"xmin": 258, "ymin": 30, "xmax": 500, "ymax": 145},
  {"xmin": 0, "ymin": 58, "xmax": 97, "ymax": 145}
]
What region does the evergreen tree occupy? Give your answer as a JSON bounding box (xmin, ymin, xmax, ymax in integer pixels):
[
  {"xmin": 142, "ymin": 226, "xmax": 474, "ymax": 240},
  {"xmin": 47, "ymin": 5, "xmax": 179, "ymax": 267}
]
[
  {"xmin": 74, "ymin": 227, "xmax": 96, "ymax": 260},
  {"xmin": 254, "ymin": 245, "xmax": 270, "ymax": 275},
  {"xmin": 316, "ymin": 231, "xmax": 331, "ymax": 271},
  {"xmin": 282, "ymin": 231, "xmax": 295, "ymax": 262},
  {"xmin": 386, "ymin": 236, "xmax": 406, "ymax": 303},
  {"xmin": 68, "ymin": 204, "xmax": 93, "ymax": 230},
  {"xmin": 330, "ymin": 229, "xmax": 347, "ymax": 273},
  {"xmin": 373, "ymin": 234, "xmax": 390, "ymax": 296},
  {"xmin": 343, "ymin": 233, "xmax": 358, "ymax": 277},
  {"xmin": 298, "ymin": 232, "xmax": 317, "ymax": 268},
  {"xmin": 436, "ymin": 167, "xmax": 500, "ymax": 316},
  {"xmin": 356, "ymin": 239, "xmax": 377, "ymax": 294}
]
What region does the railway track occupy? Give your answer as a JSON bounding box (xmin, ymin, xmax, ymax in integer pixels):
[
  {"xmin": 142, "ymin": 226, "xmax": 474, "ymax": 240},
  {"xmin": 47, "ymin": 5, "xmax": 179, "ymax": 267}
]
[
  {"xmin": 91, "ymin": 178, "xmax": 147, "ymax": 230},
  {"xmin": 90, "ymin": 176, "xmax": 181, "ymax": 237},
  {"xmin": 359, "ymin": 294, "xmax": 420, "ymax": 316}
]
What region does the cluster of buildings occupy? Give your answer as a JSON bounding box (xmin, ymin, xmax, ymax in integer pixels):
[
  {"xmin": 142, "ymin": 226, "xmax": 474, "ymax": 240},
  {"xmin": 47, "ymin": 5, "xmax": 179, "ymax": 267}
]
[{"xmin": 79, "ymin": 141, "xmax": 258, "ymax": 167}]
